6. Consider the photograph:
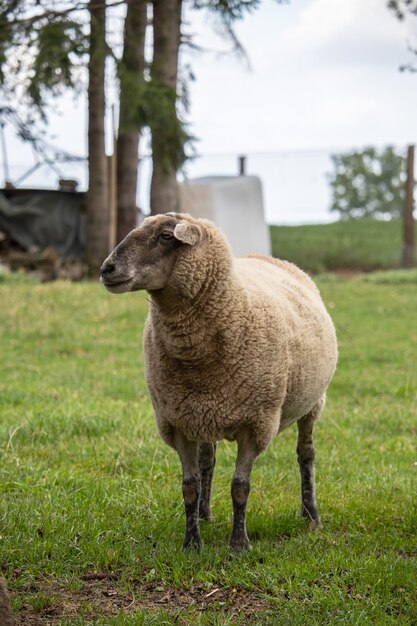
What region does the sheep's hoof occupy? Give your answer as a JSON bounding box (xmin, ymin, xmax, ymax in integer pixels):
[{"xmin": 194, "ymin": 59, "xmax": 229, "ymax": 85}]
[
  {"xmin": 230, "ymin": 536, "xmax": 251, "ymax": 552},
  {"xmin": 199, "ymin": 505, "xmax": 212, "ymax": 521},
  {"xmin": 302, "ymin": 512, "xmax": 322, "ymax": 531},
  {"xmin": 307, "ymin": 519, "xmax": 323, "ymax": 531},
  {"xmin": 301, "ymin": 505, "xmax": 322, "ymax": 530},
  {"xmin": 182, "ymin": 534, "xmax": 202, "ymax": 551}
]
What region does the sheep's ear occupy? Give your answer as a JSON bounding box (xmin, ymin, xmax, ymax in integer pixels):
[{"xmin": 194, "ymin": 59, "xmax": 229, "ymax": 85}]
[{"xmin": 173, "ymin": 223, "xmax": 202, "ymax": 246}]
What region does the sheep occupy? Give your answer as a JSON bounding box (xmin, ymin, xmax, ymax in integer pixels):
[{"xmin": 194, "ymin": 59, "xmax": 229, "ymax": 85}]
[{"xmin": 101, "ymin": 212, "xmax": 338, "ymax": 551}]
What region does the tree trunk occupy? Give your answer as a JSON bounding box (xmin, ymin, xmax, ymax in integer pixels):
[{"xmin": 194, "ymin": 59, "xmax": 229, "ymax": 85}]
[
  {"xmin": 402, "ymin": 144, "xmax": 415, "ymax": 268},
  {"xmin": 117, "ymin": 0, "xmax": 147, "ymax": 243},
  {"xmin": 150, "ymin": 0, "xmax": 182, "ymax": 215},
  {"xmin": 85, "ymin": 0, "xmax": 109, "ymax": 272}
]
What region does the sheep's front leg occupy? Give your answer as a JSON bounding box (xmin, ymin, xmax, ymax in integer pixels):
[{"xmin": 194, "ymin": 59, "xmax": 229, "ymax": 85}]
[
  {"xmin": 297, "ymin": 410, "xmax": 322, "ymax": 528},
  {"xmin": 174, "ymin": 430, "xmax": 201, "ymax": 550},
  {"xmin": 230, "ymin": 429, "xmax": 259, "ymax": 551},
  {"xmin": 198, "ymin": 443, "xmax": 216, "ymax": 521}
]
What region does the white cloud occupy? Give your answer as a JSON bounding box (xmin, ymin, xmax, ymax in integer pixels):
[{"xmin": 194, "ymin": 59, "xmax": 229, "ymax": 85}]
[
  {"xmin": 282, "ymin": 0, "xmax": 414, "ymax": 69},
  {"xmin": 183, "ymin": 0, "xmax": 417, "ymax": 222}
]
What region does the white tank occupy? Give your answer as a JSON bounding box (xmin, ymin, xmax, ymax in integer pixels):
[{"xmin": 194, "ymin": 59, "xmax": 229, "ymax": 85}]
[{"xmin": 178, "ymin": 175, "xmax": 271, "ymax": 257}]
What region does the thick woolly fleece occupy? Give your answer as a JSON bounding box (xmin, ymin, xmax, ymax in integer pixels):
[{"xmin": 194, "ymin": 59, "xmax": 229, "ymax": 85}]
[
  {"xmin": 143, "ymin": 215, "xmax": 338, "ymax": 454},
  {"xmin": 101, "ymin": 213, "xmax": 338, "ymax": 548}
]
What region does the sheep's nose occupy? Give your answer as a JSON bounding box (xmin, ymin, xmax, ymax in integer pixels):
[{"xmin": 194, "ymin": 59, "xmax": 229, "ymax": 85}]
[{"xmin": 100, "ymin": 261, "xmax": 116, "ymax": 277}]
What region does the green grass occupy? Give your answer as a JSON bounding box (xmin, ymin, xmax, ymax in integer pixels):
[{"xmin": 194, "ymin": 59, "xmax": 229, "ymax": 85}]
[
  {"xmin": 1, "ymin": 271, "xmax": 416, "ymax": 625},
  {"xmin": 270, "ymin": 219, "xmax": 416, "ymax": 273}
]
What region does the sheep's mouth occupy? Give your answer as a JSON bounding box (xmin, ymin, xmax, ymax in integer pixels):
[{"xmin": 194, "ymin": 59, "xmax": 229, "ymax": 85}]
[{"xmin": 100, "ymin": 275, "xmax": 134, "ymax": 293}]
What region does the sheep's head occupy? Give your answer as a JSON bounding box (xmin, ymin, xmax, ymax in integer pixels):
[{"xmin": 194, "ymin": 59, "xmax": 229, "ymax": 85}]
[{"xmin": 100, "ymin": 213, "xmax": 205, "ymax": 294}]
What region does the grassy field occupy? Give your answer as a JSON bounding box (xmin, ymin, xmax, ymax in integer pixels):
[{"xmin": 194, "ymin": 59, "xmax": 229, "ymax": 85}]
[
  {"xmin": 270, "ymin": 219, "xmax": 416, "ymax": 273},
  {"xmin": 0, "ymin": 269, "xmax": 416, "ymax": 625}
]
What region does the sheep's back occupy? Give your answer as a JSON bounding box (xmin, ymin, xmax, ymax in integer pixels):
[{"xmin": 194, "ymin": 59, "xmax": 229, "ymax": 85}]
[{"xmin": 235, "ymin": 255, "xmax": 338, "ymax": 426}]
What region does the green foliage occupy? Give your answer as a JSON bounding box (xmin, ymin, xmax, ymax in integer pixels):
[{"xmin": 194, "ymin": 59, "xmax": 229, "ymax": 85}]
[
  {"xmin": 0, "ymin": 0, "xmax": 269, "ymax": 181},
  {"xmin": 0, "ymin": 18, "xmax": 10, "ymax": 84},
  {"xmin": 0, "ymin": 278, "xmax": 416, "ymax": 624},
  {"xmin": 117, "ymin": 61, "xmax": 144, "ymax": 133},
  {"xmin": 387, "ymin": 0, "xmax": 417, "ymax": 20},
  {"xmin": 0, "ymin": 1, "xmax": 22, "ymax": 85},
  {"xmin": 0, "ymin": 265, "xmax": 38, "ymax": 284},
  {"xmin": 0, "ymin": 1, "xmax": 88, "ymax": 125},
  {"xmin": 138, "ymin": 80, "xmax": 191, "ymax": 172},
  {"xmin": 270, "ymin": 219, "xmax": 414, "ymax": 273},
  {"xmin": 328, "ymin": 146, "xmax": 407, "ymax": 220},
  {"xmin": 193, "ymin": 0, "xmax": 261, "ymax": 21},
  {"xmin": 28, "ymin": 19, "xmax": 88, "ymax": 109},
  {"xmin": 1, "ymin": 0, "xmax": 191, "ymax": 175},
  {"xmin": 387, "ymin": 0, "xmax": 417, "ymax": 71},
  {"xmin": 358, "ymin": 267, "xmax": 417, "ymax": 285}
]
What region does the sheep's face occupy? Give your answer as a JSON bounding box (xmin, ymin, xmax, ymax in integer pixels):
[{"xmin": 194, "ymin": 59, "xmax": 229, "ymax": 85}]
[{"xmin": 100, "ymin": 214, "xmax": 202, "ymax": 294}]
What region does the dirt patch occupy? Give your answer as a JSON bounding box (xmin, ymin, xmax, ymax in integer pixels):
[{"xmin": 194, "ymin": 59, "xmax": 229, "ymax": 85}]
[
  {"xmin": 0, "ymin": 578, "xmax": 13, "ymax": 626},
  {"xmin": 13, "ymin": 573, "xmax": 271, "ymax": 625},
  {"xmin": 330, "ymin": 269, "xmax": 364, "ymax": 278}
]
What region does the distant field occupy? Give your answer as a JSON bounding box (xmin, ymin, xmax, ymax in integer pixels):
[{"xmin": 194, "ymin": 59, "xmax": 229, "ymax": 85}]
[
  {"xmin": 0, "ymin": 270, "xmax": 416, "ymax": 625},
  {"xmin": 270, "ymin": 219, "xmax": 415, "ymax": 273}
]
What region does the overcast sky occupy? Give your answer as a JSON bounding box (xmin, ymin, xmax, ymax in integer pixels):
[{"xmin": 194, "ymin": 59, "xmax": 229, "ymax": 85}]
[
  {"xmin": 186, "ymin": 0, "xmax": 417, "ymax": 152},
  {"xmin": 2, "ymin": 0, "xmax": 417, "ymax": 223}
]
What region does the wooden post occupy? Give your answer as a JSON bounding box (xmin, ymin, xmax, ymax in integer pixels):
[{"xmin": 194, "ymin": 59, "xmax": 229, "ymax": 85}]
[
  {"xmin": 0, "ymin": 121, "xmax": 11, "ymax": 184},
  {"xmin": 108, "ymin": 104, "xmax": 117, "ymax": 251},
  {"xmin": 238, "ymin": 155, "xmax": 246, "ymax": 176},
  {"xmin": 402, "ymin": 144, "xmax": 415, "ymax": 268}
]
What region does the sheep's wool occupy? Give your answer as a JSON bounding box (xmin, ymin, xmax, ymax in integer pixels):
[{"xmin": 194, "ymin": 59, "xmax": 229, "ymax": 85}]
[{"xmin": 143, "ymin": 215, "xmax": 338, "ymax": 453}]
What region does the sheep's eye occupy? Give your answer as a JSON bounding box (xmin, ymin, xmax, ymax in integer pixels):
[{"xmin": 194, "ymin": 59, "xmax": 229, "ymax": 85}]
[{"xmin": 159, "ymin": 232, "xmax": 174, "ymax": 241}]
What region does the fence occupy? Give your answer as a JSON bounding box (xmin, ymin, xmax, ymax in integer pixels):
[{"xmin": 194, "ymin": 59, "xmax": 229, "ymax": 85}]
[
  {"xmin": 1, "ymin": 143, "xmax": 415, "ymax": 227},
  {"xmin": 178, "ymin": 149, "xmax": 336, "ymax": 225}
]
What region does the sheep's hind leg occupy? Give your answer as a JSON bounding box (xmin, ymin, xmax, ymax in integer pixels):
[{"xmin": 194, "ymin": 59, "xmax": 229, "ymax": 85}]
[
  {"xmin": 174, "ymin": 430, "xmax": 201, "ymax": 550},
  {"xmin": 198, "ymin": 443, "xmax": 216, "ymax": 521},
  {"xmin": 297, "ymin": 398, "xmax": 325, "ymax": 529},
  {"xmin": 230, "ymin": 429, "xmax": 259, "ymax": 551}
]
